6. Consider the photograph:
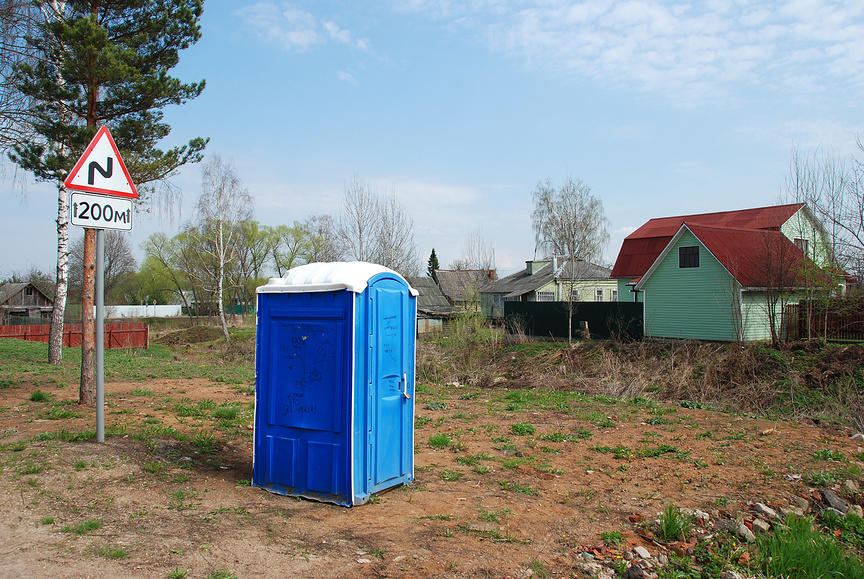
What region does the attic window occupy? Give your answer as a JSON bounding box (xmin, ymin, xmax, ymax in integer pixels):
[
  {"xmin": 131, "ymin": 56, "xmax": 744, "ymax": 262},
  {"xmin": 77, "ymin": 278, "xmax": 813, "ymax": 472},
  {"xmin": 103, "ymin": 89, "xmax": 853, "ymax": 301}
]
[
  {"xmin": 679, "ymin": 246, "xmax": 699, "ymax": 268},
  {"xmin": 794, "ymin": 238, "xmax": 809, "ymax": 255},
  {"xmin": 25, "ymin": 286, "xmax": 34, "ymax": 296}
]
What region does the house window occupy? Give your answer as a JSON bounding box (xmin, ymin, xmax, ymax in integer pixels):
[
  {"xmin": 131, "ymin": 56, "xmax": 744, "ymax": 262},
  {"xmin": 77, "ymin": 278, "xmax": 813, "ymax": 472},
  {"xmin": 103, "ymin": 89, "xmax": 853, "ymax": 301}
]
[
  {"xmin": 571, "ymin": 289, "xmax": 580, "ymax": 301},
  {"xmin": 25, "ymin": 286, "xmax": 33, "ymax": 296},
  {"xmin": 492, "ymin": 295, "xmax": 503, "ymax": 308},
  {"xmin": 504, "ymin": 296, "xmax": 520, "ymax": 302},
  {"xmin": 794, "ymin": 238, "xmax": 809, "ymax": 255},
  {"xmin": 595, "ymin": 289, "xmax": 604, "ymax": 302},
  {"xmin": 612, "ymin": 290, "xmax": 618, "ymax": 302},
  {"xmin": 679, "ymin": 246, "xmax": 699, "ymax": 268},
  {"xmin": 536, "ymin": 291, "xmax": 554, "ymax": 302}
]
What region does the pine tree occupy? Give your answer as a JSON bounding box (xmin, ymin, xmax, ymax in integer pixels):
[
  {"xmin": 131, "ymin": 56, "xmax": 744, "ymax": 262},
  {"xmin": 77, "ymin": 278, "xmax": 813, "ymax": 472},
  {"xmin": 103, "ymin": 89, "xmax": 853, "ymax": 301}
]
[
  {"xmin": 9, "ymin": 0, "xmax": 207, "ymax": 403},
  {"xmin": 427, "ymin": 248, "xmax": 439, "ymax": 279}
]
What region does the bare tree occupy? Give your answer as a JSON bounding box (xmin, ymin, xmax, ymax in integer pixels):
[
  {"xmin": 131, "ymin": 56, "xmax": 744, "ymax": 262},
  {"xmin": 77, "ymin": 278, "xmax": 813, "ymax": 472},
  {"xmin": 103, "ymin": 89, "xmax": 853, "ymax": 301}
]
[
  {"xmin": 532, "ymin": 178, "xmax": 609, "ymax": 342},
  {"xmin": 195, "ymin": 156, "xmax": 253, "ymax": 343},
  {"xmin": 305, "ymin": 214, "xmax": 343, "ymax": 263},
  {"xmin": 374, "ymin": 192, "xmax": 418, "ymax": 276},
  {"xmin": 336, "ymin": 178, "xmax": 417, "ymax": 276},
  {"xmin": 68, "ymin": 230, "xmax": 136, "ymax": 303},
  {"xmin": 338, "ymin": 177, "xmax": 379, "ymax": 262},
  {"xmin": 785, "ymin": 142, "xmax": 864, "ymax": 282},
  {"xmin": 448, "ymin": 230, "xmax": 496, "ymax": 307}
]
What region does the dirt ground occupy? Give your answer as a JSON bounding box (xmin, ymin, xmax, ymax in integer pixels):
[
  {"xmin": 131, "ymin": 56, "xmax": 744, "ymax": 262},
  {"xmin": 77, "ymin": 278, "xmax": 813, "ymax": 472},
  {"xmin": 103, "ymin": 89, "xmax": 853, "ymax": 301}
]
[{"xmin": 1, "ymin": 375, "xmax": 862, "ymax": 578}]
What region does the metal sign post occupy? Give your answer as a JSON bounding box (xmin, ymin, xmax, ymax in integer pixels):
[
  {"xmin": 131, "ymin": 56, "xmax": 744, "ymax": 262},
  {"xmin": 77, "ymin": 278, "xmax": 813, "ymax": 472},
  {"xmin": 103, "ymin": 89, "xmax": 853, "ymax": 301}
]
[
  {"xmin": 95, "ymin": 229, "xmax": 105, "ymax": 442},
  {"xmin": 65, "ymin": 126, "xmax": 137, "ymax": 443}
]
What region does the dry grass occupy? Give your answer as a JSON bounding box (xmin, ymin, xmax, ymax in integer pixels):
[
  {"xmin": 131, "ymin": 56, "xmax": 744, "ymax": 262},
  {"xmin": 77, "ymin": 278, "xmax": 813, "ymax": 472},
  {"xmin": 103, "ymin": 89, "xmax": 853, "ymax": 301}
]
[{"xmin": 419, "ymin": 336, "xmax": 864, "ymax": 428}]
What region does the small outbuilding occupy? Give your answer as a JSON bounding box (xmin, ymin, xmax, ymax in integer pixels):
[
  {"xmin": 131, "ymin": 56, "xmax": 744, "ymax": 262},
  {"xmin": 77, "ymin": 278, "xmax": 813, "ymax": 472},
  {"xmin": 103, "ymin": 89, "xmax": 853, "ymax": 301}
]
[
  {"xmin": 253, "ymin": 262, "xmax": 418, "ymax": 506},
  {"xmin": 0, "ymin": 282, "xmax": 53, "ymax": 325}
]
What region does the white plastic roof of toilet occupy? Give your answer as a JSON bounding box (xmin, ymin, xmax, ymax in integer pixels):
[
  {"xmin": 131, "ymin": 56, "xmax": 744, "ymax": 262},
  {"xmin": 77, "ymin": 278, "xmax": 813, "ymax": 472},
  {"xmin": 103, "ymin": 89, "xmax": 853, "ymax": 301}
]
[{"xmin": 257, "ymin": 261, "xmax": 419, "ymax": 295}]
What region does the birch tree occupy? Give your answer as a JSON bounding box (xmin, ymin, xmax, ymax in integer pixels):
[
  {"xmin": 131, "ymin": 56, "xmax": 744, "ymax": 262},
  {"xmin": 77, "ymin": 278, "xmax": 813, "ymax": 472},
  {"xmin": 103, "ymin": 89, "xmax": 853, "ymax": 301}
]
[
  {"xmin": 195, "ymin": 156, "xmax": 253, "ymax": 343},
  {"xmin": 532, "ymin": 178, "xmax": 609, "ymax": 342}
]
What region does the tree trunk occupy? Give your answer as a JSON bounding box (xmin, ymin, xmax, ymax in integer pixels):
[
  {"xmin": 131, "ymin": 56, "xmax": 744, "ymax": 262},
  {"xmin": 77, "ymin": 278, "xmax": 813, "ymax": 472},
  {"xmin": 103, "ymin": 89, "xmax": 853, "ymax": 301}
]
[
  {"xmin": 47, "ymin": 0, "xmax": 69, "ymax": 364},
  {"xmin": 217, "ymin": 220, "xmax": 230, "ymax": 343},
  {"xmin": 48, "ymin": 184, "xmax": 70, "ymax": 363},
  {"xmin": 79, "ymin": 228, "xmax": 95, "ymax": 404},
  {"xmin": 79, "ymin": 0, "xmax": 98, "ymax": 404}
]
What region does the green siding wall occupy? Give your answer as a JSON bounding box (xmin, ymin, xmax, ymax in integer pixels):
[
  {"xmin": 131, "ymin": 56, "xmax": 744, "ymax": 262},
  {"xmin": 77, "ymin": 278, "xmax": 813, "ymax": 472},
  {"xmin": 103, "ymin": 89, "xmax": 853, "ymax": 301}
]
[
  {"xmin": 641, "ymin": 231, "xmax": 740, "ymax": 341},
  {"xmin": 741, "ymin": 290, "xmax": 809, "ymax": 341},
  {"xmin": 741, "ymin": 292, "xmax": 774, "ymax": 341},
  {"xmin": 617, "ymin": 278, "xmax": 642, "ymax": 302}
]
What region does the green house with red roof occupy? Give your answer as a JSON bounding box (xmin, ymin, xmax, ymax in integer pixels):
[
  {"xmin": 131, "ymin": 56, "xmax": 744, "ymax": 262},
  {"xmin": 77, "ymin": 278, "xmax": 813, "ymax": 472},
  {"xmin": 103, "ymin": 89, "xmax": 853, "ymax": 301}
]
[{"xmin": 610, "ymin": 203, "xmax": 842, "ymax": 341}]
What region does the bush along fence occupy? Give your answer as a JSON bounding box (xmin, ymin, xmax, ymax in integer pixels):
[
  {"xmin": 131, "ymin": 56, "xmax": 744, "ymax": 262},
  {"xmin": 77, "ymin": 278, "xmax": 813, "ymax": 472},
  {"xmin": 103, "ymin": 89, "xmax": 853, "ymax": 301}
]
[
  {"xmin": 504, "ymin": 301, "xmax": 643, "ymax": 340},
  {"xmin": 786, "ymin": 298, "xmax": 864, "ymax": 342},
  {"xmin": 0, "ymin": 321, "xmax": 149, "ymax": 349}
]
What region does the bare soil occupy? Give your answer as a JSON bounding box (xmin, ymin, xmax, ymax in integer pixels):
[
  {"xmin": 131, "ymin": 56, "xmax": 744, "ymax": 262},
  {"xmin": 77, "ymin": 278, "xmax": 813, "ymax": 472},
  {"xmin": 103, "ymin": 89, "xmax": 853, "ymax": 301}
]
[{"xmin": 1, "ymin": 373, "xmax": 862, "ymax": 578}]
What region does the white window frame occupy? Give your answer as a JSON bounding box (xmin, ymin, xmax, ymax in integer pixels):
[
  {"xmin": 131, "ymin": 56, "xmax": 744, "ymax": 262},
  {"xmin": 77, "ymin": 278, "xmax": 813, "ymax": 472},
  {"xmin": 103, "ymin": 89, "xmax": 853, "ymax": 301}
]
[
  {"xmin": 595, "ymin": 289, "xmax": 604, "ymax": 302},
  {"xmin": 536, "ymin": 291, "xmax": 554, "ymax": 302}
]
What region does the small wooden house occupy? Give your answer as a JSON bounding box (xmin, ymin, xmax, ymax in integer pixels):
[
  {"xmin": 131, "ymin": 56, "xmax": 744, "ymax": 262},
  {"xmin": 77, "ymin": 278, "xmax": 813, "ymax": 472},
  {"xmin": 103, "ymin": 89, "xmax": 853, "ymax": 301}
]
[
  {"xmin": 0, "ymin": 283, "xmax": 53, "ymax": 325},
  {"xmin": 407, "ymin": 276, "xmax": 455, "ymax": 334}
]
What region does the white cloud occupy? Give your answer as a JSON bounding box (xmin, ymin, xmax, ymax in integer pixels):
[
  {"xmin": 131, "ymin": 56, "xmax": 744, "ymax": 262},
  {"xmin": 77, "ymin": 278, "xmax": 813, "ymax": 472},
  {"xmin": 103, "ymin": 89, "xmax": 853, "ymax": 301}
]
[
  {"xmin": 238, "ymin": 3, "xmax": 366, "ymax": 53},
  {"xmin": 323, "ymin": 21, "xmax": 351, "ymax": 44},
  {"xmin": 238, "ymin": 3, "xmax": 321, "ymax": 51},
  {"xmin": 394, "ymin": 0, "xmax": 864, "ymax": 105},
  {"xmin": 336, "ymin": 70, "xmax": 358, "ymax": 85}
]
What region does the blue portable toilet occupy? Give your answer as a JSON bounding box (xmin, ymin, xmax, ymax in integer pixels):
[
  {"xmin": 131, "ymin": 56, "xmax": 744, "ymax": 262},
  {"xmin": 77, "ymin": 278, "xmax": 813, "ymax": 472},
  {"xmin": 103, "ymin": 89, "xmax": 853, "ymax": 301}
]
[{"xmin": 252, "ymin": 262, "xmax": 418, "ymax": 506}]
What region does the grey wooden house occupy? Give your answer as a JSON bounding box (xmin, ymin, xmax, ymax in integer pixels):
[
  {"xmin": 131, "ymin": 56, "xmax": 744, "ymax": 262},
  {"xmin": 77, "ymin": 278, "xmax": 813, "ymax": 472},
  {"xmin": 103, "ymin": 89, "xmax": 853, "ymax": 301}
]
[{"xmin": 0, "ymin": 283, "xmax": 53, "ymax": 325}]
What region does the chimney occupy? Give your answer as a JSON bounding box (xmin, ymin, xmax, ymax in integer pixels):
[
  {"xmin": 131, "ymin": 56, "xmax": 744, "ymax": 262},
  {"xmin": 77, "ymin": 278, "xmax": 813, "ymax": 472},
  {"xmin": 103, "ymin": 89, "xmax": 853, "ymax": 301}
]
[{"xmin": 488, "ymin": 269, "xmax": 496, "ymax": 280}]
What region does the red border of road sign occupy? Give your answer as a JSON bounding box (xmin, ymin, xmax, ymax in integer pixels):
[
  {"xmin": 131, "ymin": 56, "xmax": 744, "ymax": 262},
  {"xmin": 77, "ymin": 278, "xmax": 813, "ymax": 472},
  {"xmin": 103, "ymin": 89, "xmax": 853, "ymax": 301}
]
[{"xmin": 63, "ymin": 126, "xmax": 139, "ymax": 199}]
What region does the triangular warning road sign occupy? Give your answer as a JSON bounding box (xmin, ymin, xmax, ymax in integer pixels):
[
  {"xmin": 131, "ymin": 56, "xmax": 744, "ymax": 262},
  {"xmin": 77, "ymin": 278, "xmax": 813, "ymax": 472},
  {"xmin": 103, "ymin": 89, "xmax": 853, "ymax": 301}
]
[{"xmin": 64, "ymin": 126, "xmax": 138, "ymax": 199}]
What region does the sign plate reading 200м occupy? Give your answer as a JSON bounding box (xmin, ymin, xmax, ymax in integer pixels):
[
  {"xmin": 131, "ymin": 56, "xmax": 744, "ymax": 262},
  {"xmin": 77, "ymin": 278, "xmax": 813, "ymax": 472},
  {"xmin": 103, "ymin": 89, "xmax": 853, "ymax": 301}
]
[{"xmin": 64, "ymin": 126, "xmax": 138, "ymax": 231}]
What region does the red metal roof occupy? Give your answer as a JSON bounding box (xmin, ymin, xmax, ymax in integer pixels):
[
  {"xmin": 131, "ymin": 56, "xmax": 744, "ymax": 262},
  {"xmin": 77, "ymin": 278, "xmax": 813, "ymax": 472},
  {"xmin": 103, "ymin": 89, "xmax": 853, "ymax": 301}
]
[
  {"xmin": 686, "ymin": 224, "xmax": 820, "ymax": 288},
  {"xmin": 611, "ymin": 203, "xmax": 805, "ymax": 278}
]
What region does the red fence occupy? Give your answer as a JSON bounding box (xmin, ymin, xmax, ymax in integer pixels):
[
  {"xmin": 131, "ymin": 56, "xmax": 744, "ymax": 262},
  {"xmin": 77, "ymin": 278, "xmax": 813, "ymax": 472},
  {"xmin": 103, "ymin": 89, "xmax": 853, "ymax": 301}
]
[{"xmin": 0, "ymin": 322, "xmax": 148, "ymax": 349}]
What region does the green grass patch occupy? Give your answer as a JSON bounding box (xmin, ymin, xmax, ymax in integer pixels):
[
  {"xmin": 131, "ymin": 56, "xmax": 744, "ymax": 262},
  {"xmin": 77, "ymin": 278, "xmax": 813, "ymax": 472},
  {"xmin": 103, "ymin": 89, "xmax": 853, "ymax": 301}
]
[
  {"xmin": 820, "ymin": 510, "xmax": 864, "ymax": 551},
  {"xmin": 62, "ymin": 519, "xmax": 102, "ymax": 535},
  {"xmin": 97, "ymin": 545, "xmax": 129, "ymax": 559},
  {"xmin": 656, "ymin": 504, "xmax": 692, "ymax": 542},
  {"xmin": 130, "ymin": 388, "xmax": 155, "ymax": 396},
  {"xmin": 29, "ymin": 390, "xmax": 52, "ymax": 402},
  {"xmin": 41, "ymin": 406, "xmax": 82, "ymax": 420},
  {"xmin": 478, "ymin": 508, "xmax": 511, "ymax": 523},
  {"xmin": 510, "ymin": 422, "xmax": 536, "ymax": 436},
  {"xmin": 601, "ymin": 530, "xmax": 624, "ymax": 545},
  {"xmin": 439, "ymin": 470, "xmax": 464, "ymax": 481},
  {"xmin": 428, "ymin": 433, "xmax": 451, "ymax": 449},
  {"xmin": 758, "ymin": 515, "xmax": 864, "ymax": 578},
  {"xmin": 498, "ymin": 480, "xmax": 538, "ymax": 495},
  {"xmin": 812, "ymin": 448, "xmax": 847, "ymax": 462}
]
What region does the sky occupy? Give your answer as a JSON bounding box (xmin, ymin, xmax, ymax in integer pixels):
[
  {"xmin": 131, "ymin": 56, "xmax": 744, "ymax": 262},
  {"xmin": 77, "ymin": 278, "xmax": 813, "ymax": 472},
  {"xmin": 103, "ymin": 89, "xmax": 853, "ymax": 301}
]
[{"xmin": 3, "ymin": 0, "xmax": 864, "ymax": 280}]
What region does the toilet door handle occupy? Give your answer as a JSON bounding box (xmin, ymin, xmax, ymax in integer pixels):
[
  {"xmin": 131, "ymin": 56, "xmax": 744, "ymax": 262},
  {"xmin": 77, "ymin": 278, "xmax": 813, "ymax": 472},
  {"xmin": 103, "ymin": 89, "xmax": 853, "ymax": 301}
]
[{"xmin": 402, "ymin": 373, "xmax": 411, "ymax": 399}]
